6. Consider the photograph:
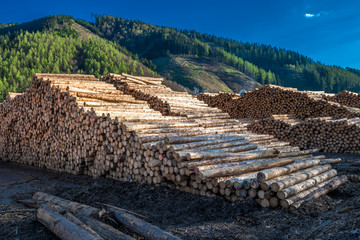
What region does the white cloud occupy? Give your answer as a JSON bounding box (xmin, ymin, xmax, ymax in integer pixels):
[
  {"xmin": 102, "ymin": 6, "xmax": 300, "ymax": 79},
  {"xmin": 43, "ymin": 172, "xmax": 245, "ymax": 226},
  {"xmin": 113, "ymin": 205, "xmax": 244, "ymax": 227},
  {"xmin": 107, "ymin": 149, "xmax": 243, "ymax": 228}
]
[
  {"xmin": 305, "ymin": 13, "xmax": 321, "ymax": 18},
  {"xmin": 304, "ymin": 11, "xmax": 329, "ymax": 18}
]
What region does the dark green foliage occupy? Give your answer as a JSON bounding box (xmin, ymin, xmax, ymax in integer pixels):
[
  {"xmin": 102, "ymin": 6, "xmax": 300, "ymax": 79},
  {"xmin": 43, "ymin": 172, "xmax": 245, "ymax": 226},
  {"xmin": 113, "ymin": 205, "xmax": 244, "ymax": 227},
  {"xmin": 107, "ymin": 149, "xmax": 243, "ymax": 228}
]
[
  {"xmin": 0, "ymin": 15, "xmax": 75, "ymax": 35},
  {"xmin": 0, "ymin": 23, "xmax": 17, "ymax": 29},
  {"xmin": 0, "ymin": 28, "xmax": 155, "ymax": 101}
]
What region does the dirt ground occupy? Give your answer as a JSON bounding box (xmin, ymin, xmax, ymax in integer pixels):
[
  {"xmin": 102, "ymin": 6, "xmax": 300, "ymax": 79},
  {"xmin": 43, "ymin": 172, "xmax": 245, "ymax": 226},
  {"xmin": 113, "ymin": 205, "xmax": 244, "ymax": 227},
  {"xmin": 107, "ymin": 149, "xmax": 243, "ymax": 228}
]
[{"xmin": 0, "ymin": 153, "xmax": 359, "ymax": 240}]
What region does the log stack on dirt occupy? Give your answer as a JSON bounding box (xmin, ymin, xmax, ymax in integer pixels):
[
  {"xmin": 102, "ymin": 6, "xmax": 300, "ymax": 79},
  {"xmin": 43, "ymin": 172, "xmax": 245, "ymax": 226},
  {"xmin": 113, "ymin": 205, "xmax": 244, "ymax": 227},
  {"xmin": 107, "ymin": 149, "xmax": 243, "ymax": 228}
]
[
  {"xmin": 248, "ymin": 116, "xmax": 360, "ymax": 153},
  {"xmin": 198, "ymin": 85, "xmax": 360, "ymax": 120},
  {"xmin": 0, "ymin": 73, "xmax": 346, "ymax": 209}
]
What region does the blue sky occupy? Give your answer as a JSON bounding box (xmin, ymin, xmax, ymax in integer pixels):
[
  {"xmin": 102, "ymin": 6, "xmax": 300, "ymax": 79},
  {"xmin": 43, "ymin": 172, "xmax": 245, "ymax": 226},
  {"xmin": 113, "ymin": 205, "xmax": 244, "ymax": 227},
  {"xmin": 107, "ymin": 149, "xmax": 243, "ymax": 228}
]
[{"xmin": 1, "ymin": 0, "xmax": 359, "ymax": 69}]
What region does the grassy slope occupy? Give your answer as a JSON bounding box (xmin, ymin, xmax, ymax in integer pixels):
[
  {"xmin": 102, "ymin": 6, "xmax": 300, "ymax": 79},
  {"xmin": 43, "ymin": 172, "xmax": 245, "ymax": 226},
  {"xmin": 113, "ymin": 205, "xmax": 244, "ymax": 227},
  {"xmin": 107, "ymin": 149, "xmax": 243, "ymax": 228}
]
[{"xmin": 154, "ymin": 55, "xmax": 261, "ymax": 93}]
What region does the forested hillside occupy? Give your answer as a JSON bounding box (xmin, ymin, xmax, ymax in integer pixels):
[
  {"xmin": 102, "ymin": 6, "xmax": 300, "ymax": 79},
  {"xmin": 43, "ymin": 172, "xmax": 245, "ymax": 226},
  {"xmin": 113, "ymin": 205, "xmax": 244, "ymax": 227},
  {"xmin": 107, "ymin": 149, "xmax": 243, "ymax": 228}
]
[
  {"xmin": 1, "ymin": 14, "xmax": 360, "ymax": 100},
  {"xmin": 91, "ymin": 15, "xmax": 277, "ymax": 88},
  {"xmin": 89, "ymin": 15, "xmax": 360, "ymax": 93},
  {"xmin": 0, "ymin": 16, "xmax": 155, "ymax": 100}
]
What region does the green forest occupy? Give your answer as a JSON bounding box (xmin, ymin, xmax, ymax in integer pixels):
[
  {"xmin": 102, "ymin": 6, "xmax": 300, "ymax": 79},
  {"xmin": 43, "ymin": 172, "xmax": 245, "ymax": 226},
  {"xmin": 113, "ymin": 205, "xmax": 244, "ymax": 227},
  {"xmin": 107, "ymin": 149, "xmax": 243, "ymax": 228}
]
[
  {"xmin": 0, "ymin": 14, "xmax": 360, "ymax": 100},
  {"xmin": 0, "ymin": 16, "xmax": 155, "ymax": 100}
]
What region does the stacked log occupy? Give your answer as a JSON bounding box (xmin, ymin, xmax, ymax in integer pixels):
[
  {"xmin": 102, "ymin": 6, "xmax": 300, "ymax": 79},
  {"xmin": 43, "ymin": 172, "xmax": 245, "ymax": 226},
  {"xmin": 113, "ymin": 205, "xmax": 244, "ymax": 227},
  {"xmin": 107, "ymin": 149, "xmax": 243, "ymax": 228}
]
[
  {"xmin": 248, "ymin": 116, "xmax": 360, "ymax": 153},
  {"xmin": 256, "ymin": 162, "xmax": 347, "ymax": 209},
  {"xmin": 7, "ymin": 92, "xmax": 23, "ymax": 99},
  {"xmin": 99, "ymin": 74, "xmax": 346, "ymax": 208},
  {"xmin": 198, "ymin": 85, "xmax": 360, "ymax": 120},
  {"xmin": 0, "ymin": 73, "xmax": 345, "ymax": 210}
]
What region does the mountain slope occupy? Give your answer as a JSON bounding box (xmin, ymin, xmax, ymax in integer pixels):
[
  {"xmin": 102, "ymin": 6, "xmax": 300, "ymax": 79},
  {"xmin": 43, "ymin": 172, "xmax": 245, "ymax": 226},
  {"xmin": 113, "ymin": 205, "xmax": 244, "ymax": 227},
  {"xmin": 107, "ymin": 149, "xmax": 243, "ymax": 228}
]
[
  {"xmin": 89, "ymin": 14, "xmax": 360, "ymax": 93},
  {"xmin": 91, "ymin": 15, "xmax": 276, "ymax": 90},
  {"xmin": 154, "ymin": 55, "xmax": 261, "ymax": 92}
]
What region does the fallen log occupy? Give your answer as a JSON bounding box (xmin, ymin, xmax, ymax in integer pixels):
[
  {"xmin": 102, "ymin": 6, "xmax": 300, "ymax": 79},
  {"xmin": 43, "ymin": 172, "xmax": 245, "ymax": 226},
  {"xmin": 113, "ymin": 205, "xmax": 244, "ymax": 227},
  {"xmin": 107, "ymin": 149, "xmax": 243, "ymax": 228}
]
[
  {"xmin": 64, "ymin": 213, "xmax": 104, "ymax": 240},
  {"xmin": 33, "ymin": 192, "xmax": 99, "ymax": 216},
  {"xmin": 37, "ymin": 204, "xmax": 99, "ymax": 240},
  {"xmin": 76, "ymin": 214, "xmax": 135, "ymax": 240},
  {"xmin": 113, "ymin": 209, "xmax": 181, "ymax": 240}
]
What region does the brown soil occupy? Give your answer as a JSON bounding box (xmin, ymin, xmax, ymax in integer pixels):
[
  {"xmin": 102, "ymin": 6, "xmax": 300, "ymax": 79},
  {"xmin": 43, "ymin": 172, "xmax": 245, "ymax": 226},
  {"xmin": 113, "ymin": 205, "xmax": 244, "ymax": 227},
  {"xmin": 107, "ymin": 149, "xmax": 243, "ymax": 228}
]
[{"xmin": 0, "ymin": 153, "xmax": 359, "ymax": 240}]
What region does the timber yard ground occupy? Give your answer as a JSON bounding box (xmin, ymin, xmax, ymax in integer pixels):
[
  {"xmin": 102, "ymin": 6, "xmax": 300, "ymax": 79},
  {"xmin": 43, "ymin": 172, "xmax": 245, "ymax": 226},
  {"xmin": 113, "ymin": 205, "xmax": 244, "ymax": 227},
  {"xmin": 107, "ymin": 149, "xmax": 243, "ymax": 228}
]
[{"xmin": 0, "ymin": 153, "xmax": 359, "ymax": 240}]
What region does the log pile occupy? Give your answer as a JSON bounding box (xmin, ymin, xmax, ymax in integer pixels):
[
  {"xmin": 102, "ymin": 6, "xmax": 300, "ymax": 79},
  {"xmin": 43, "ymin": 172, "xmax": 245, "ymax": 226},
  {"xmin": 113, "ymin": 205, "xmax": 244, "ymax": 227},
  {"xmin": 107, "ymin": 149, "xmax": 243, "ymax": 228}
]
[
  {"xmin": 198, "ymin": 85, "xmax": 360, "ymax": 120},
  {"xmin": 248, "ymin": 116, "xmax": 360, "ymax": 153},
  {"xmin": 0, "ymin": 73, "xmax": 346, "ymax": 209},
  {"xmin": 323, "ymin": 90, "xmax": 360, "ymax": 108},
  {"xmin": 99, "ymin": 74, "xmax": 346, "ymax": 208}
]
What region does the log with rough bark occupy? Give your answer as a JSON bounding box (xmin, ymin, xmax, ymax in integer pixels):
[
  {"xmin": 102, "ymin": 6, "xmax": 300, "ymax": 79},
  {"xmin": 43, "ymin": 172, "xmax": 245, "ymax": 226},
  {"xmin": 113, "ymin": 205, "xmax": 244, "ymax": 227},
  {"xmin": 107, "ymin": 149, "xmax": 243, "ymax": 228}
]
[
  {"xmin": 270, "ymin": 164, "xmax": 333, "ymax": 192},
  {"xmin": 198, "ymin": 158, "xmax": 295, "ymax": 179},
  {"xmin": 37, "ymin": 204, "xmax": 100, "ymax": 240},
  {"xmin": 33, "ymin": 192, "xmax": 99, "ymax": 216},
  {"xmin": 64, "ymin": 213, "xmax": 104, "ymax": 240},
  {"xmin": 277, "ymin": 169, "xmax": 338, "ymax": 199},
  {"xmin": 76, "ymin": 214, "xmax": 135, "ymax": 240},
  {"xmin": 290, "ymin": 175, "xmax": 348, "ymax": 210},
  {"xmin": 113, "ymin": 209, "xmax": 181, "ymax": 240}
]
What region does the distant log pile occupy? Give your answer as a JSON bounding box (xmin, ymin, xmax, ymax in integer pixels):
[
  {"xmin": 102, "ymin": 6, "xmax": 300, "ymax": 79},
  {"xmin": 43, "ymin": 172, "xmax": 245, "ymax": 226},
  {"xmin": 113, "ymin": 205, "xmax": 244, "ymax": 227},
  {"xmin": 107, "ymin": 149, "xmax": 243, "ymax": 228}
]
[
  {"xmin": 248, "ymin": 115, "xmax": 360, "ymax": 153},
  {"xmin": 198, "ymin": 85, "xmax": 360, "ymax": 120},
  {"xmin": 0, "ymin": 73, "xmax": 346, "ymax": 209},
  {"xmin": 323, "ymin": 90, "xmax": 360, "ymax": 108}
]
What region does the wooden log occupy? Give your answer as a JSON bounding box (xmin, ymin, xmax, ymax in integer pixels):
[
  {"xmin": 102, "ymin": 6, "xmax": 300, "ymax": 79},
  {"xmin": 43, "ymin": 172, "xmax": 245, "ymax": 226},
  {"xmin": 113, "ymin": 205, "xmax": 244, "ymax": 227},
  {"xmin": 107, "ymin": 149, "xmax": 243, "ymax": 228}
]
[
  {"xmin": 37, "ymin": 204, "xmax": 99, "ymax": 240},
  {"xmin": 168, "ymin": 137, "xmax": 246, "ymax": 151},
  {"xmin": 319, "ymin": 158, "xmax": 342, "ymax": 165},
  {"xmin": 165, "ymin": 134, "xmax": 242, "ymax": 144},
  {"xmin": 278, "ymin": 149, "xmax": 319, "ymax": 158},
  {"xmin": 269, "ymin": 197, "xmax": 279, "ymax": 207},
  {"xmin": 64, "ymin": 213, "xmax": 104, "ymax": 240},
  {"xmin": 290, "ymin": 175, "xmax": 347, "ymax": 210},
  {"xmin": 198, "ymin": 158, "xmax": 294, "ymax": 179},
  {"xmin": 33, "ymin": 192, "xmax": 99, "ymax": 216},
  {"xmin": 76, "ymin": 214, "xmax": 135, "ymax": 240},
  {"xmin": 76, "ymin": 92, "xmax": 142, "ymax": 104},
  {"xmin": 113, "ymin": 209, "xmax": 181, "ymax": 240},
  {"xmin": 279, "ymin": 178, "xmax": 333, "ymax": 208},
  {"xmin": 257, "ymin": 159, "xmax": 321, "ymax": 181},
  {"xmin": 270, "ymin": 164, "xmax": 333, "ymax": 192},
  {"xmin": 182, "ymin": 144, "xmax": 257, "ymax": 160},
  {"xmin": 184, "ymin": 149, "xmax": 278, "ymax": 168},
  {"xmin": 277, "ymin": 169, "xmax": 338, "ymax": 199}
]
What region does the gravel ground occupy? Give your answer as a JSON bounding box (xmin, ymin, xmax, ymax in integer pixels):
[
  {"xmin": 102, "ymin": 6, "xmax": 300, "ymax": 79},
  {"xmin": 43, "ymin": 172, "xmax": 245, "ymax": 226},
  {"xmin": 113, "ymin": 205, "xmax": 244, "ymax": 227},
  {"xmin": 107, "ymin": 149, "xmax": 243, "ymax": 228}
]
[{"xmin": 0, "ymin": 153, "xmax": 359, "ymax": 240}]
